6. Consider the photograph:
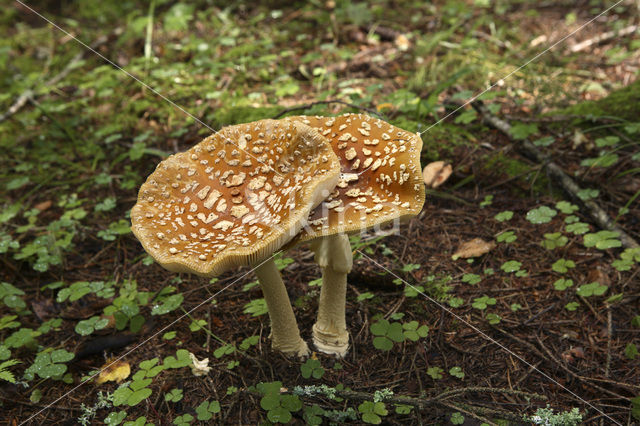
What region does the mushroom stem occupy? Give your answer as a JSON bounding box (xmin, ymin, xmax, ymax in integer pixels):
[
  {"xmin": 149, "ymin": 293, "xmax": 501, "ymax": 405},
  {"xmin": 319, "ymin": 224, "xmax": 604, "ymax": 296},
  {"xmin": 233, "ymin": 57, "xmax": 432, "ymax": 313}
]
[
  {"xmin": 311, "ymin": 233, "xmax": 352, "ymax": 357},
  {"xmin": 254, "ymin": 257, "xmax": 309, "ymax": 357}
]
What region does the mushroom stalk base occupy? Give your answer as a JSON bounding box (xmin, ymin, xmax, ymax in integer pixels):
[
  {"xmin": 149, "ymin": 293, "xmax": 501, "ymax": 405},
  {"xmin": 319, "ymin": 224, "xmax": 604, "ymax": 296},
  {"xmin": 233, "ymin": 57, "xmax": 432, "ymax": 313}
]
[
  {"xmin": 311, "ymin": 233, "xmax": 352, "ymax": 357},
  {"xmin": 255, "ymin": 258, "xmax": 309, "ymax": 357}
]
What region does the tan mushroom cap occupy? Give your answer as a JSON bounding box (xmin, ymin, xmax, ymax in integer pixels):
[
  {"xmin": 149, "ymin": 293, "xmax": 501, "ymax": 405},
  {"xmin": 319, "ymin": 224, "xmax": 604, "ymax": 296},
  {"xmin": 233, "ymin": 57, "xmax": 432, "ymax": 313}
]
[
  {"xmin": 287, "ymin": 113, "xmax": 425, "ymax": 243},
  {"xmin": 131, "ymin": 119, "xmax": 341, "ymax": 277}
]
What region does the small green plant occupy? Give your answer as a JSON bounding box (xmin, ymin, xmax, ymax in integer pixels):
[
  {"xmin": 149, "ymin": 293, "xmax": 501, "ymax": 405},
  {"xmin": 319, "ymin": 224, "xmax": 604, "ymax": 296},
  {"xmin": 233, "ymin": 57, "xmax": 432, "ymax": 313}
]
[
  {"xmin": 0, "ymin": 282, "xmax": 26, "ymax": 311},
  {"xmin": 173, "ymin": 413, "xmax": 193, "ymax": 425},
  {"xmin": 565, "ymin": 302, "xmax": 580, "ymax": 311},
  {"xmin": 150, "ymin": 286, "xmax": 184, "ymax": 316},
  {"xmin": 526, "ymin": 206, "xmax": 557, "ymax": 224},
  {"xmin": 402, "ymin": 321, "xmax": 429, "ymax": 341},
  {"xmin": 357, "ymin": 292, "xmax": 375, "ymax": 301},
  {"xmin": 565, "ymin": 221, "xmax": 589, "ymax": 235},
  {"xmin": 612, "ymin": 248, "xmax": 640, "ymax": 271},
  {"xmin": 427, "ymin": 366, "xmax": 444, "ymax": 380},
  {"xmin": 300, "ymin": 358, "xmax": 324, "ymax": 379},
  {"xmin": 472, "ymin": 295, "xmax": 496, "ymax": 310},
  {"xmin": 496, "ymin": 231, "xmax": 517, "ymax": 243},
  {"xmin": 576, "ymin": 282, "xmax": 608, "ymax": 297},
  {"xmin": 244, "ymin": 298, "xmax": 268, "ymax": 316},
  {"xmin": 486, "ymin": 313, "xmax": 501, "ymax": 324},
  {"xmin": 449, "ymin": 366, "xmax": 464, "ymax": 379},
  {"xmin": 553, "ymin": 278, "xmax": 574, "ymax": 291},
  {"xmin": 552, "ymin": 259, "xmax": 575, "ymax": 273},
  {"xmin": 577, "ymin": 188, "xmax": 599, "ymax": 201},
  {"xmin": 461, "ymin": 273, "xmax": 481, "ymax": 285},
  {"xmin": 213, "ymin": 344, "xmax": 235, "ymax": 359},
  {"xmin": 555, "ymin": 201, "xmax": 579, "ymax": 215},
  {"xmin": 195, "ymin": 400, "xmax": 221, "ymax": 421},
  {"xmin": 583, "ymin": 231, "xmax": 621, "ymax": 249},
  {"xmin": 239, "ymin": 335, "xmax": 260, "ymax": 350},
  {"xmin": 164, "ymin": 388, "xmax": 183, "ymax": 402},
  {"xmin": 24, "ymin": 348, "xmax": 74, "ymax": 380},
  {"xmin": 370, "ymin": 319, "xmax": 405, "ymax": 350},
  {"xmin": 256, "ymin": 381, "xmax": 302, "ymax": 423},
  {"xmin": 501, "ymin": 260, "xmax": 523, "ymax": 274},
  {"xmin": 358, "ymin": 400, "xmax": 388, "ymax": 424},
  {"xmin": 625, "ymin": 343, "xmax": 638, "ymax": 360},
  {"xmin": 75, "ymin": 316, "xmax": 110, "ymax": 336},
  {"xmin": 494, "ymin": 210, "xmax": 513, "ymax": 222},
  {"xmin": 450, "ymin": 412, "xmax": 465, "ymax": 424},
  {"xmin": 104, "ymin": 411, "xmax": 127, "ymax": 425},
  {"xmin": 113, "ymin": 358, "xmax": 165, "ymax": 407},
  {"xmin": 479, "ymin": 194, "xmax": 493, "ymax": 207},
  {"xmin": 163, "ymin": 349, "xmax": 192, "ymax": 369},
  {"xmin": 542, "ymin": 233, "xmax": 568, "ymax": 250},
  {"xmin": 0, "ymin": 359, "xmax": 20, "ymax": 383},
  {"xmin": 303, "ymin": 404, "xmax": 324, "ymax": 425}
]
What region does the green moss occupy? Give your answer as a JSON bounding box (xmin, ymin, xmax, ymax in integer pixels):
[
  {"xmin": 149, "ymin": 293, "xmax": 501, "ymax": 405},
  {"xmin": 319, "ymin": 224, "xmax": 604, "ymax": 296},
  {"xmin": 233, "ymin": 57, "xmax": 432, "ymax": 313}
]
[
  {"xmin": 482, "ymin": 152, "xmax": 550, "ymax": 195},
  {"xmin": 558, "ymin": 79, "xmax": 640, "ymax": 122},
  {"xmin": 207, "ymin": 106, "xmax": 282, "ymax": 128},
  {"xmin": 390, "ymin": 118, "xmax": 476, "ymax": 160}
]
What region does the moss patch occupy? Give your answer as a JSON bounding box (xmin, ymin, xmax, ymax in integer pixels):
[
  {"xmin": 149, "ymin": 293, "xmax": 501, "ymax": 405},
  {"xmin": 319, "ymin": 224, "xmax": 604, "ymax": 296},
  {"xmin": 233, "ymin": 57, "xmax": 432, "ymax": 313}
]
[
  {"xmin": 558, "ymin": 79, "xmax": 640, "ymax": 122},
  {"xmin": 481, "ymin": 151, "xmax": 550, "ymax": 195}
]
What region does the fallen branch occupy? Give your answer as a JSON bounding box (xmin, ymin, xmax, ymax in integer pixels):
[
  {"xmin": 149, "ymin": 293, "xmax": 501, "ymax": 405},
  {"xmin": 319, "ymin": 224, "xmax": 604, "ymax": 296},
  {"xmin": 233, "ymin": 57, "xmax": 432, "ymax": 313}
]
[
  {"xmin": 289, "ymin": 383, "xmax": 545, "ymax": 416},
  {"xmin": 272, "ymin": 100, "xmax": 384, "ymax": 120},
  {"xmin": 472, "ymin": 101, "xmax": 639, "ymax": 249},
  {"xmin": 0, "ymin": 32, "xmax": 113, "ymax": 125},
  {"xmin": 568, "ymin": 24, "xmax": 638, "ymax": 53}
]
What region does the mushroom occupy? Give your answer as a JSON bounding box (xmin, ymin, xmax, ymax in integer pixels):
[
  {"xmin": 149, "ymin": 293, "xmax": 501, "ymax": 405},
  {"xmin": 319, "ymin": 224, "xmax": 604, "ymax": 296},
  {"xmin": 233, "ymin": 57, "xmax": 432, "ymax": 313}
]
[
  {"xmin": 131, "ymin": 119, "xmax": 341, "ymax": 357},
  {"xmin": 286, "ymin": 113, "xmax": 425, "ymax": 356}
]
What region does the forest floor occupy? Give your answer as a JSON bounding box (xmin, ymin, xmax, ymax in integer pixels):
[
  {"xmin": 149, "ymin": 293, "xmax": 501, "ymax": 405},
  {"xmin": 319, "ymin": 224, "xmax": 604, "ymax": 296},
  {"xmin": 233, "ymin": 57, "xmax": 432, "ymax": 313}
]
[{"xmin": 1, "ymin": 1, "xmax": 639, "ymax": 425}]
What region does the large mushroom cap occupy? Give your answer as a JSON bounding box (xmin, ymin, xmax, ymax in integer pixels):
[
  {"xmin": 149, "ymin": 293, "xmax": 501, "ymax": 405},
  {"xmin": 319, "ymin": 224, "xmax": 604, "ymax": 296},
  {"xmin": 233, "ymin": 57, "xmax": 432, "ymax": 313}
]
[
  {"xmin": 131, "ymin": 119, "xmax": 341, "ymax": 277},
  {"xmin": 286, "ymin": 113, "xmax": 425, "ymax": 243}
]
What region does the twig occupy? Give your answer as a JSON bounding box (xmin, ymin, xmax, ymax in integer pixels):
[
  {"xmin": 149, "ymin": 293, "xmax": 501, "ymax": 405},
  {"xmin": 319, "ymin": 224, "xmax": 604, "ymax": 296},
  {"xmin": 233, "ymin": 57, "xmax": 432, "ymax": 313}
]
[
  {"xmin": 0, "ymin": 395, "xmax": 81, "ymax": 412},
  {"xmin": 272, "ymin": 100, "xmax": 384, "ymax": 119},
  {"xmin": 473, "ymin": 101, "xmax": 639, "ymax": 249},
  {"xmin": 288, "ymin": 384, "xmax": 545, "ymax": 410},
  {"xmin": 435, "ymin": 386, "xmax": 546, "ymax": 401},
  {"xmin": 439, "ymin": 401, "xmax": 497, "ymax": 425},
  {"xmin": 534, "ymin": 334, "xmax": 628, "ymax": 401},
  {"xmin": 568, "ymin": 25, "xmax": 638, "ymax": 53},
  {"xmin": 0, "ymin": 32, "xmax": 113, "ymax": 124}
]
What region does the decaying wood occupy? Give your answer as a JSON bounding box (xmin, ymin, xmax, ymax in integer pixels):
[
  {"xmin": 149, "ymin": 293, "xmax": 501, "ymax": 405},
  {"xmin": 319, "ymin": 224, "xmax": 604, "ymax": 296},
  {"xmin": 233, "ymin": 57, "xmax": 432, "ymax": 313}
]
[
  {"xmin": 472, "ymin": 101, "xmax": 639, "ymax": 249},
  {"xmin": 568, "ymin": 24, "xmax": 638, "ymax": 53}
]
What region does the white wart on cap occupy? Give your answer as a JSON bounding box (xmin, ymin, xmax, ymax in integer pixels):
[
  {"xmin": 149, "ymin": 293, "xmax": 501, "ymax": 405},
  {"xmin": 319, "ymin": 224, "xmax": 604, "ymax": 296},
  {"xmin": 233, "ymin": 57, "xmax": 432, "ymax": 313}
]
[
  {"xmin": 288, "ymin": 113, "xmax": 426, "ymax": 243},
  {"xmin": 131, "ymin": 119, "xmax": 341, "ymax": 276}
]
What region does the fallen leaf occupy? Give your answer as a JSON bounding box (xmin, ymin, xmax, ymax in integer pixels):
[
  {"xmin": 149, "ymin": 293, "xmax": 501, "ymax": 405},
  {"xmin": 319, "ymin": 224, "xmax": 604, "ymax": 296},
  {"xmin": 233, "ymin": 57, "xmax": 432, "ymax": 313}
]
[
  {"xmin": 587, "ymin": 267, "xmax": 610, "ymax": 288},
  {"xmin": 96, "ymin": 359, "xmax": 130, "ymax": 384},
  {"xmin": 452, "ymin": 238, "xmax": 495, "ymax": 260},
  {"xmin": 189, "ymin": 352, "xmax": 211, "ymax": 377},
  {"xmin": 34, "ymin": 200, "xmax": 52, "ymax": 211},
  {"xmin": 32, "ymin": 298, "xmax": 60, "ymax": 321},
  {"xmin": 561, "ymin": 346, "xmax": 585, "ymax": 363},
  {"xmin": 423, "ymin": 161, "xmax": 452, "ymax": 188}
]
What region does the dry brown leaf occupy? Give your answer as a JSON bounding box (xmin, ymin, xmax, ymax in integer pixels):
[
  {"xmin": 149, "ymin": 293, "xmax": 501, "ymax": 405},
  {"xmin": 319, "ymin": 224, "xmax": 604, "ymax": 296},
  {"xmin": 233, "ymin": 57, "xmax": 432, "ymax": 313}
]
[
  {"xmin": 34, "ymin": 200, "xmax": 52, "ymax": 211},
  {"xmin": 452, "ymin": 238, "xmax": 495, "ymax": 260},
  {"xmin": 96, "ymin": 359, "xmax": 130, "ymax": 384},
  {"xmin": 423, "ymin": 161, "xmax": 452, "ymax": 188}
]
